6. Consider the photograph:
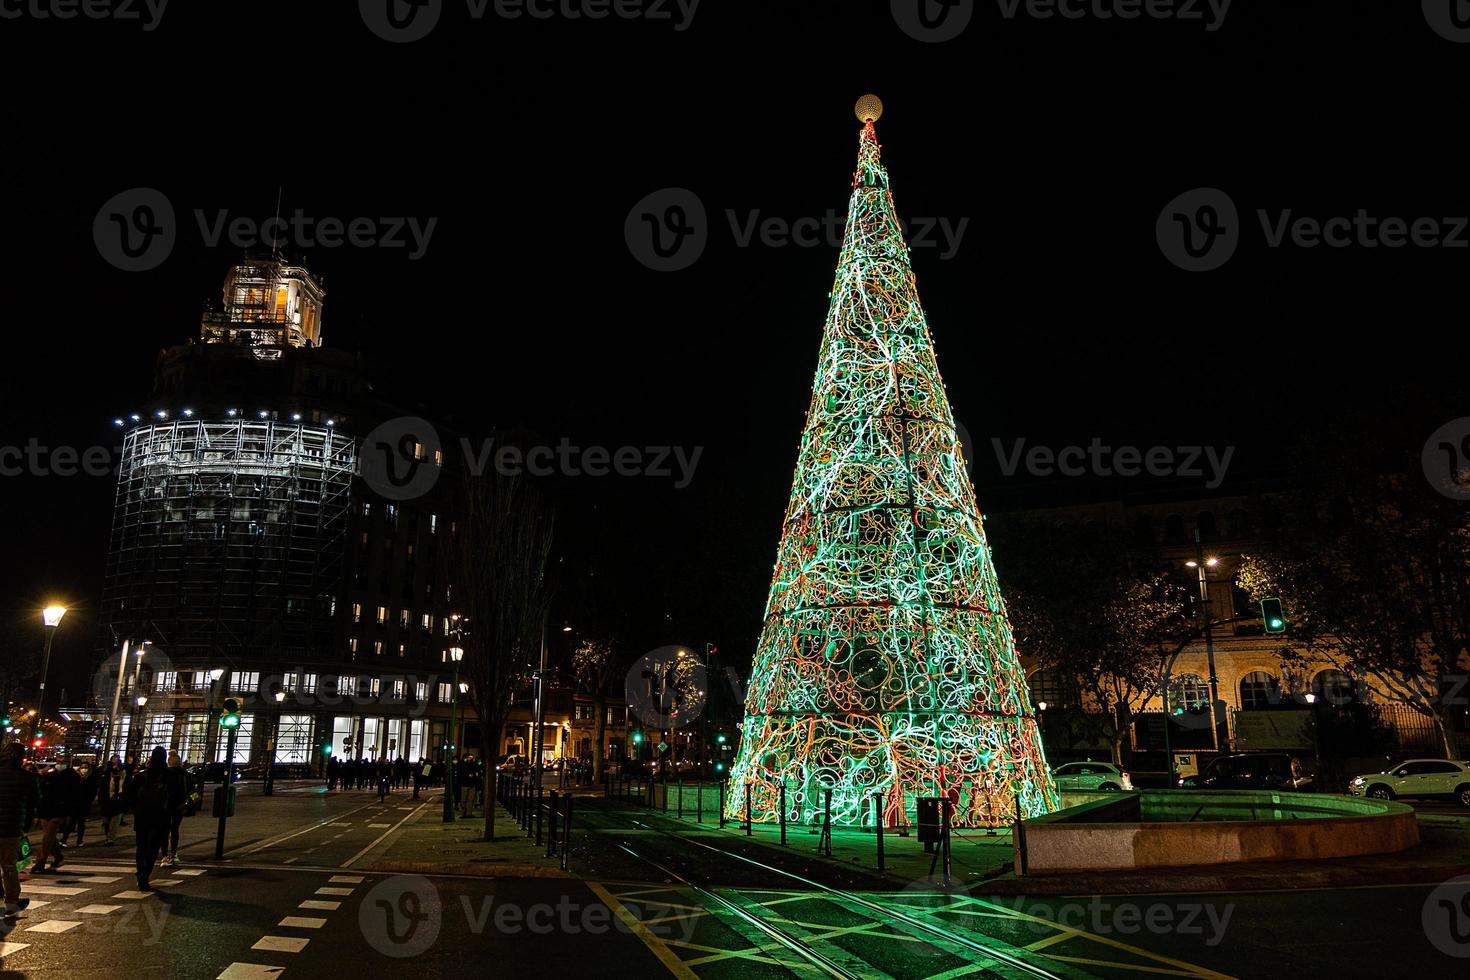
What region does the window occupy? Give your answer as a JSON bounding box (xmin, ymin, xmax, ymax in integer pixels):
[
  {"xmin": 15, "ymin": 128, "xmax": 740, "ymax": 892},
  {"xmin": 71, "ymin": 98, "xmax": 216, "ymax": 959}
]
[
  {"xmin": 231, "ymin": 671, "xmax": 260, "ymax": 694},
  {"xmin": 400, "ymin": 609, "xmax": 411, "ymax": 629},
  {"xmin": 1239, "ymin": 671, "xmax": 1280, "ymax": 709},
  {"xmin": 1312, "ymin": 670, "xmax": 1357, "ymax": 706},
  {"xmin": 339, "ymin": 675, "xmax": 357, "ymax": 697},
  {"xmin": 392, "ymin": 680, "xmax": 405, "ymax": 701},
  {"xmin": 398, "ymin": 643, "xmax": 407, "ymax": 658},
  {"xmin": 352, "ymin": 602, "xmax": 362, "ymax": 624},
  {"xmin": 1170, "ymin": 673, "xmax": 1210, "ymax": 710},
  {"xmin": 275, "ymin": 715, "xmax": 313, "ymax": 763},
  {"xmin": 434, "ymin": 449, "xmax": 443, "ymax": 466},
  {"xmin": 302, "ymin": 673, "xmax": 318, "ymax": 695},
  {"xmin": 376, "ymin": 606, "xmax": 387, "ymax": 625},
  {"xmin": 416, "ymin": 682, "xmax": 427, "ymax": 702},
  {"xmin": 386, "ymin": 503, "xmax": 398, "ymax": 525},
  {"xmin": 154, "ymin": 671, "xmax": 178, "ymax": 693},
  {"xmin": 215, "ymin": 714, "xmax": 254, "ymax": 763},
  {"xmin": 438, "ymin": 683, "xmax": 452, "ymax": 703},
  {"xmin": 430, "ymin": 514, "xmax": 438, "ymax": 534},
  {"xmin": 421, "ymin": 613, "xmax": 432, "ymax": 631},
  {"xmin": 282, "ymin": 672, "xmax": 298, "ymax": 693},
  {"xmin": 349, "ymin": 637, "xmax": 359, "ymax": 655},
  {"xmin": 369, "ymin": 678, "xmax": 382, "ymax": 697},
  {"xmin": 1027, "ymin": 669, "xmax": 1076, "ymax": 709},
  {"xmin": 374, "ymin": 640, "xmax": 384, "ymax": 657},
  {"xmin": 362, "ymin": 501, "xmax": 372, "ymax": 517}
]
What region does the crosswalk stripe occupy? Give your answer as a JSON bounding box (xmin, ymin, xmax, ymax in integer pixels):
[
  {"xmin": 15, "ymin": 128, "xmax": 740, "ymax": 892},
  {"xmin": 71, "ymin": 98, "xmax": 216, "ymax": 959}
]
[
  {"xmin": 112, "ymin": 890, "xmax": 158, "ymax": 900},
  {"xmin": 315, "ymin": 887, "xmax": 353, "ymax": 896},
  {"xmin": 25, "ymin": 920, "xmax": 82, "ymax": 934},
  {"xmin": 0, "ymin": 942, "xmax": 30, "ymax": 958},
  {"xmin": 328, "ymin": 875, "xmax": 364, "ymax": 883},
  {"xmin": 174, "ymin": 869, "xmax": 206, "ymax": 876},
  {"xmin": 277, "ymin": 916, "xmax": 326, "ymax": 929},
  {"xmin": 298, "ymin": 900, "xmax": 340, "ymax": 911},
  {"xmin": 76, "ymin": 905, "xmax": 123, "ymax": 915},
  {"xmin": 23, "ymin": 886, "xmax": 88, "ymax": 896},
  {"xmin": 218, "ymin": 963, "xmax": 285, "ymax": 979},
  {"xmin": 253, "ymin": 936, "xmax": 309, "ymax": 953}
]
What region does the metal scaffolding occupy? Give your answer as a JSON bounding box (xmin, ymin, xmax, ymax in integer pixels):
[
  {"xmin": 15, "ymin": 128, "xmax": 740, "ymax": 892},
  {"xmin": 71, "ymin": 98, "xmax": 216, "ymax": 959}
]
[{"xmin": 103, "ymin": 418, "xmax": 356, "ymax": 664}]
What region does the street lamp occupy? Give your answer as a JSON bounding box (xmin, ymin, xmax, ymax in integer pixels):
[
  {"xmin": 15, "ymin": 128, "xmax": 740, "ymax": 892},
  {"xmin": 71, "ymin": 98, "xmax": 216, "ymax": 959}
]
[
  {"xmin": 31, "ymin": 604, "xmax": 67, "ymax": 746},
  {"xmin": 1185, "ymin": 529, "xmax": 1224, "ymax": 749},
  {"xmin": 265, "ymin": 690, "xmax": 286, "ymax": 795},
  {"xmin": 444, "ymin": 643, "xmax": 464, "ymax": 823}
]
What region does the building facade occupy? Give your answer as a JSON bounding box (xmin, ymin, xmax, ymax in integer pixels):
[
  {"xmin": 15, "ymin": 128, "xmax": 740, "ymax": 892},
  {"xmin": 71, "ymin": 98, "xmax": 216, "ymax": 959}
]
[{"xmin": 91, "ymin": 258, "xmax": 470, "ymax": 769}]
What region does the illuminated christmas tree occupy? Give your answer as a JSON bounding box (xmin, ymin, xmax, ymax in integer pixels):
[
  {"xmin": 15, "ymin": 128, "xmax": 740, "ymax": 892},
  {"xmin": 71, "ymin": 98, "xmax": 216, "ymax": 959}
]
[{"xmin": 726, "ymin": 96, "xmax": 1058, "ymax": 829}]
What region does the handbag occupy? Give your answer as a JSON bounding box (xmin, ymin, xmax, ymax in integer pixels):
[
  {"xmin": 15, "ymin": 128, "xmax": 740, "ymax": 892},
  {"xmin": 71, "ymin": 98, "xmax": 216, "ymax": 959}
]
[{"xmin": 15, "ymin": 834, "xmax": 32, "ymax": 875}]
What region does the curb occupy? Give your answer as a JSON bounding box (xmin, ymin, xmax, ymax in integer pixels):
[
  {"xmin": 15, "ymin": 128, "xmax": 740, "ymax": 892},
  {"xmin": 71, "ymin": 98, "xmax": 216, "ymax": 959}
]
[{"xmin": 362, "ymin": 859, "xmax": 574, "ymax": 879}]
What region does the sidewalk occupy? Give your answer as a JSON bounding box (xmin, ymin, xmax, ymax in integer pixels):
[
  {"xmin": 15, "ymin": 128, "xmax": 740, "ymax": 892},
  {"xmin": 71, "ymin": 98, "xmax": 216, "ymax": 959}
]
[
  {"xmin": 644, "ymin": 799, "xmax": 1470, "ymax": 895},
  {"xmin": 359, "ymin": 792, "xmax": 573, "ymax": 879}
]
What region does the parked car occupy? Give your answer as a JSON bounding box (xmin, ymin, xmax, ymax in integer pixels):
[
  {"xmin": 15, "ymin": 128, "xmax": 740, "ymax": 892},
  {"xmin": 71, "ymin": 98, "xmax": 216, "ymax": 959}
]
[
  {"xmin": 1052, "ymin": 762, "xmax": 1133, "ymax": 791},
  {"xmin": 1348, "ymin": 759, "xmax": 1470, "ymax": 807},
  {"xmin": 1177, "ymin": 753, "xmax": 1313, "ymax": 791}
]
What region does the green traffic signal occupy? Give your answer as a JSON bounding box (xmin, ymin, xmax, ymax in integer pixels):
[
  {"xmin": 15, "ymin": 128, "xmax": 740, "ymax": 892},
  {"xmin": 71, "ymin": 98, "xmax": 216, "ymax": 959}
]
[
  {"xmin": 219, "ymin": 696, "xmax": 243, "ymax": 729},
  {"xmin": 322, "ymin": 744, "xmax": 333, "ymax": 756},
  {"xmin": 1261, "ymin": 598, "xmax": 1287, "ymax": 634},
  {"xmin": 632, "ymin": 731, "xmax": 643, "ymax": 744}
]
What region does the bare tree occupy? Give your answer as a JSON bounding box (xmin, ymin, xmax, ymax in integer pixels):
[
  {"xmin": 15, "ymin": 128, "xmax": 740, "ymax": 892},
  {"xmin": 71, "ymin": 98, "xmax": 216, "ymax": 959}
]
[
  {"xmin": 571, "ymin": 637, "xmax": 619, "ymax": 783},
  {"xmin": 453, "ymin": 468, "xmax": 555, "ymax": 841}
]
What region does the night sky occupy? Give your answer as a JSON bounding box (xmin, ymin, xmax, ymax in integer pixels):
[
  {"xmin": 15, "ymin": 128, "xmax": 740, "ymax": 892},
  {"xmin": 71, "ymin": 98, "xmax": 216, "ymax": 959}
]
[{"xmin": 3, "ymin": 1, "xmax": 1463, "ymax": 697}]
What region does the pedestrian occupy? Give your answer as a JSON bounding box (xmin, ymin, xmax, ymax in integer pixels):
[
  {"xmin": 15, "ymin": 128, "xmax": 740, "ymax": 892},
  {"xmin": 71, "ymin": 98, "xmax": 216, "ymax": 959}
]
[
  {"xmin": 119, "ymin": 754, "xmax": 137, "ymax": 828},
  {"xmin": 129, "ymin": 747, "xmax": 169, "ymax": 891},
  {"xmin": 34, "ymin": 760, "xmax": 77, "ymax": 872},
  {"xmin": 0, "ymin": 742, "xmax": 39, "ymax": 915},
  {"xmin": 162, "ymin": 751, "xmax": 188, "ymax": 867},
  {"xmin": 100, "ymin": 756, "xmax": 125, "ymax": 844},
  {"xmin": 376, "ymin": 762, "xmax": 390, "ymax": 801},
  {"xmin": 62, "ymin": 760, "xmax": 98, "ymax": 847}
]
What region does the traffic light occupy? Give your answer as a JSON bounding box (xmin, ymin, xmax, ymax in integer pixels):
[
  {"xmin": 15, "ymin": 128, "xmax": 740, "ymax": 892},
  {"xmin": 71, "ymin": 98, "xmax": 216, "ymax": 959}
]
[
  {"xmin": 31, "ymin": 737, "xmax": 45, "ymax": 750},
  {"xmin": 322, "ymin": 744, "xmax": 333, "ymax": 757},
  {"xmin": 632, "ymin": 730, "xmax": 643, "ymax": 745},
  {"xmin": 219, "ymin": 697, "xmax": 243, "ymax": 729},
  {"xmin": 715, "ymin": 733, "xmax": 727, "ymax": 745},
  {"xmin": 1261, "ymin": 598, "xmax": 1286, "ymax": 634}
]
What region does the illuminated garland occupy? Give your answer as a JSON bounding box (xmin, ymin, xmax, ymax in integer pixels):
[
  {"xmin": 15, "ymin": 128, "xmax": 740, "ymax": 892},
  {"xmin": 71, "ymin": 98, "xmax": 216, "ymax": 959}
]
[{"xmin": 725, "ymin": 117, "xmax": 1059, "ymax": 828}]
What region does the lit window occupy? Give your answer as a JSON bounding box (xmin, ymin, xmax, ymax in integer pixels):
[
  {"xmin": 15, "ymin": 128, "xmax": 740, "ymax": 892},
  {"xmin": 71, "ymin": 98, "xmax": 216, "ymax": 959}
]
[
  {"xmin": 415, "ymin": 682, "xmax": 427, "ymax": 702},
  {"xmin": 339, "ymin": 675, "xmax": 356, "ymax": 696},
  {"xmin": 231, "ymin": 671, "xmax": 260, "ymax": 694},
  {"xmin": 392, "ymin": 680, "xmax": 405, "ymax": 700},
  {"xmin": 369, "ymin": 678, "xmax": 381, "ymax": 696},
  {"xmin": 400, "ymin": 609, "xmax": 410, "ymax": 629},
  {"xmin": 154, "ymin": 671, "xmax": 178, "ymax": 693},
  {"xmin": 434, "ymin": 449, "xmax": 443, "ymax": 466},
  {"xmin": 398, "ymin": 643, "xmax": 407, "ymax": 657},
  {"xmin": 362, "ymin": 501, "xmax": 372, "ymax": 517},
  {"xmin": 349, "ymin": 637, "xmax": 359, "ymax": 654},
  {"xmin": 421, "ymin": 613, "xmax": 432, "ymax": 631},
  {"xmin": 352, "ymin": 603, "xmax": 362, "ymax": 624},
  {"xmin": 374, "ymin": 640, "xmax": 384, "ymax": 656},
  {"xmin": 430, "ymin": 514, "xmax": 438, "ymax": 534},
  {"xmin": 282, "ymin": 673, "xmax": 298, "ymax": 693},
  {"xmin": 302, "ymin": 673, "xmax": 318, "ymax": 694},
  {"xmin": 437, "ymin": 683, "xmax": 452, "ymax": 703},
  {"xmin": 376, "ymin": 606, "xmax": 387, "ymax": 625}
]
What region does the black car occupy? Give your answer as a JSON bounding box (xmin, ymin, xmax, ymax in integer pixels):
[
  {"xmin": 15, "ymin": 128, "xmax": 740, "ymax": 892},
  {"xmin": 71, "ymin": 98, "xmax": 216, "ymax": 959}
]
[{"xmin": 1179, "ymin": 753, "xmax": 1314, "ymax": 791}]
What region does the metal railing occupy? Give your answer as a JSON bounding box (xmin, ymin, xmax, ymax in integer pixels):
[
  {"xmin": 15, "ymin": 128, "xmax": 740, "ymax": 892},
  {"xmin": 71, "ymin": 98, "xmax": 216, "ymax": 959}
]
[{"xmin": 496, "ymin": 774, "xmax": 572, "ymax": 870}]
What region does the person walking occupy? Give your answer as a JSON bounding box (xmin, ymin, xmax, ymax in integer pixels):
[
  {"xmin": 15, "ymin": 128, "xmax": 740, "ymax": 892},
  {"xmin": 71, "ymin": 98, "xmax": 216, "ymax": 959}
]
[
  {"xmin": 99, "ymin": 756, "xmax": 125, "ymax": 844},
  {"xmin": 62, "ymin": 761, "xmax": 98, "ymax": 848},
  {"xmin": 34, "ymin": 761, "xmax": 77, "ymax": 872},
  {"xmin": 129, "ymin": 747, "xmax": 169, "ymax": 891},
  {"xmin": 162, "ymin": 752, "xmax": 188, "ymax": 867},
  {"xmin": 0, "ymin": 742, "xmax": 40, "ymax": 915}
]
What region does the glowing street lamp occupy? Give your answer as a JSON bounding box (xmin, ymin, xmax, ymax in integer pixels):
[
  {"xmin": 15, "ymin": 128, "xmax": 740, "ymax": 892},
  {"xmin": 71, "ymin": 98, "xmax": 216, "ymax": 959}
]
[
  {"xmin": 444, "ymin": 641, "xmax": 465, "ymax": 823},
  {"xmin": 32, "ymin": 604, "xmax": 68, "ymax": 745}
]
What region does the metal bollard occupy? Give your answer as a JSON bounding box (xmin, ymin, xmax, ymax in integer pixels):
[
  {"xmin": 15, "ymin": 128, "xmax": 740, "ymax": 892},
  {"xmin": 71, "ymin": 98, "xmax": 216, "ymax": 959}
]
[
  {"xmin": 561, "ymin": 793, "xmax": 574, "ymax": 871},
  {"xmin": 874, "ymin": 794, "xmax": 885, "ymax": 872},
  {"xmin": 534, "ymin": 785, "xmax": 543, "ymax": 845},
  {"xmin": 779, "ymin": 781, "xmax": 787, "ymax": 846},
  {"xmin": 745, "ymin": 783, "xmax": 752, "ymax": 836},
  {"xmin": 677, "ymin": 778, "xmax": 683, "ymax": 819},
  {"xmin": 547, "ymin": 790, "xmax": 559, "ymax": 857},
  {"xmin": 718, "ymin": 779, "xmax": 725, "ymax": 829},
  {"xmin": 696, "ymin": 781, "xmax": 703, "ymax": 824}
]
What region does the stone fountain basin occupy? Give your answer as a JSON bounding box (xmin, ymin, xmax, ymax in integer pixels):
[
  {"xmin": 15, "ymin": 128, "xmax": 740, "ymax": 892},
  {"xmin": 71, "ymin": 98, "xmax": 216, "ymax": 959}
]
[{"xmin": 1021, "ymin": 789, "xmax": 1419, "ymax": 874}]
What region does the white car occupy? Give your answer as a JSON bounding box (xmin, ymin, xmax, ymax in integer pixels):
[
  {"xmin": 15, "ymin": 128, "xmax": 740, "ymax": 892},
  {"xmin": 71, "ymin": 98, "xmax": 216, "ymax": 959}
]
[
  {"xmin": 1052, "ymin": 762, "xmax": 1133, "ymax": 791},
  {"xmin": 1349, "ymin": 759, "xmax": 1470, "ymax": 807}
]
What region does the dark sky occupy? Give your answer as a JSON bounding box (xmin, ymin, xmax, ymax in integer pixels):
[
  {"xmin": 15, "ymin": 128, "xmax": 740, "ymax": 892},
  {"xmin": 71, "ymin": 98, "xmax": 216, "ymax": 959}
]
[{"xmin": 2, "ymin": 1, "xmax": 1463, "ymax": 694}]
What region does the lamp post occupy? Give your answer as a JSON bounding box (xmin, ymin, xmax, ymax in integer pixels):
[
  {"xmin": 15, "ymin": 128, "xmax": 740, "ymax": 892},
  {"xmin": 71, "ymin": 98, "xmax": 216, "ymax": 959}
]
[
  {"xmin": 444, "ymin": 643, "xmax": 464, "ymax": 823},
  {"xmin": 266, "ymin": 690, "xmax": 285, "ymax": 795},
  {"xmin": 132, "ymin": 694, "xmax": 148, "ymax": 758},
  {"xmin": 31, "ymin": 604, "xmax": 67, "ymax": 746},
  {"xmin": 1186, "ymin": 531, "xmax": 1223, "ymax": 749}
]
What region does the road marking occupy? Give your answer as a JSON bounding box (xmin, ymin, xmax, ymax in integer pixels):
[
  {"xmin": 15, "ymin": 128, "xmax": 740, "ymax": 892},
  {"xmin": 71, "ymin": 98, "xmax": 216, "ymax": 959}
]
[
  {"xmin": 253, "ymin": 936, "xmax": 309, "ymax": 953},
  {"xmin": 328, "ymin": 875, "xmax": 364, "ymax": 883},
  {"xmin": 277, "ymin": 916, "xmax": 327, "ymax": 929},
  {"xmin": 76, "ymin": 905, "xmax": 123, "ymax": 915},
  {"xmin": 25, "ymin": 920, "xmax": 82, "ymax": 934},
  {"xmin": 40, "ymin": 864, "xmax": 124, "ymax": 874},
  {"xmin": 112, "ymin": 890, "xmax": 157, "ymax": 900},
  {"xmin": 343, "ymin": 801, "xmax": 430, "ymax": 868},
  {"xmin": 367, "ymin": 823, "xmax": 391, "ymax": 828},
  {"xmin": 174, "ymin": 869, "xmax": 206, "ymax": 876},
  {"xmin": 217, "ymin": 963, "xmax": 285, "ymax": 979},
  {"xmin": 20, "ymin": 901, "xmax": 50, "ymax": 910},
  {"xmin": 151, "ymin": 879, "xmax": 183, "ymax": 886},
  {"xmin": 61, "ymin": 876, "xmax": 123, "ymax": 884},
  {"xmin": 23, "ymin": 886, "xmax": 88, "ymax": 896},
  {"xmin": 283, "ymin": 858, "xmax": 298, "ymax": 864},
  {"xmin": 234, "ymin": 800, "xmax": 382, "ymax": 856},
  {"xmin": 587, "ymin": 882, "xmax": 699, "ymax": 980},
  {"xmin": 315, "ymin": 887, "xmax": 353, "ymax": 896},
  {"xmin": 0, "ymin": 943, "xmax": 31, "ymax": 958},
  {"xmin": 298, "ymin": 900, "xmax": 340, "ymax": 911},
  {"xmin": 329, "ymin": 823, "xmax": 352, "ymax": 827}
]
